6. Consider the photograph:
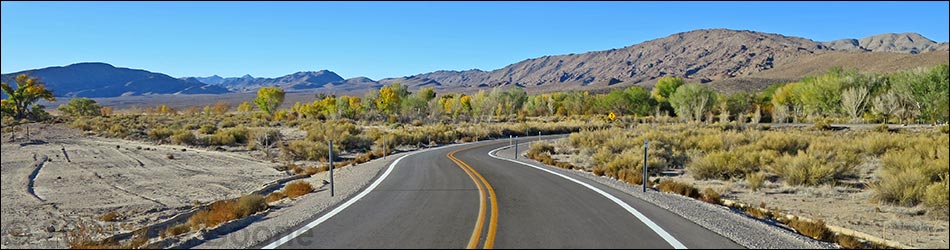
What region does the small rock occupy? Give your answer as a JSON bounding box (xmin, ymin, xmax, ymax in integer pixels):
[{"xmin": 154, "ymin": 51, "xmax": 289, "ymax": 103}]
[{"xmin": 46, "ymin": 225, "xmax": 55, "ymax": 232}]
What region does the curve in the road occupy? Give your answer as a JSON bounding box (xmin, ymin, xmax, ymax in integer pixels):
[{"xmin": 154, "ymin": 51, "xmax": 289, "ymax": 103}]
[
  {"xmin": 261, "ymin": 150, "xmax": 417, "ymax": 249},
  {"xmin": 487, "ymin": 145, "xmax": 686, "ymax": 249},
  {"xmin": 448, "ymin": 147, "xmax": 498, "ymax": 249}
]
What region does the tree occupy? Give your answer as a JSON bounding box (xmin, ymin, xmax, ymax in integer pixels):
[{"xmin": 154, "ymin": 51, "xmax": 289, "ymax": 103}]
[
  {"xmin": 376, "ymin": 85, "xmax": 400, "ymax": 115},
  {"xmin": 669, "ymin": 83, "xmax": 717, "ymax": 122},
  {"xmin": 651, "ymin": 77, "xmax": 685, "ymax": 103},
  {"xmin": 253, "ymin": 86, "xmax": 285, "ymax": 116},
  {"xmin": 1, "ymin": 74, "xmax": 56, "ymax": 120},
  {"xmin": 771, "ymin": 82, "xmax": 803, "ymax": 123},
  {"xmin": 871, "ymin": 90, "xmax": 905, "ymax": 124},
  {"xmin": 625, "ymin": 86, "xmax": 655, "ymax": 116},
  {"xmin": 58, "ymin": 98, "xmax": 102, "ymax": 117},
  {"xmin": 841, "ymin": 86, "xmax": 870, "ymax": 123},
  {"xmin": 799, "ymin": 73, "xmax": 845, "ymax": 118},
  {"xmin": 891, "ymin": 64, "xmax": 949, "ymax": 124}
]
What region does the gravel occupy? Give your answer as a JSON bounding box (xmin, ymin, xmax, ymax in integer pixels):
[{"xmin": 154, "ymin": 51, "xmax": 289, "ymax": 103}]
[{"xmin": 497, "ymin": 141, "xmax": 837, "ymax": 249}]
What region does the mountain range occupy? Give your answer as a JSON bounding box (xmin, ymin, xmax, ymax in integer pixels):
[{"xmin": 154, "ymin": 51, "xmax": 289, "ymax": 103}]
[{"xmin": 3, "ymin": 29, "xmax": 948, "ymax": 98}]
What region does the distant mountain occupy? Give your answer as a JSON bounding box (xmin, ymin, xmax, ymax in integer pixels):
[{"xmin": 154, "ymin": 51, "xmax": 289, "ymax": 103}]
[
  {"xmin": 379, "ymin": 29, "xmax": 948, "ymax": 92},
  {"xmin": 822, "ymin": 33, "xmax": 946, "ymax": 54},
  {"xmin": 1, "ymin": 62, "xmax": 229, "ymax": 98},
  {"xmin": 194, "ymin": 70, "xmax": 346, "ymax": 92}
]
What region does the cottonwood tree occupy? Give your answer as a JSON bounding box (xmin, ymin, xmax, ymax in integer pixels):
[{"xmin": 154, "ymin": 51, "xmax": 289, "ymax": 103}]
[
  {"xmin": 890, "ymin": 64, "xmax": 949, "ymax": 124},
  {"xmin": 872, "ymin": 90, "xmax": 905, "ymax": 124},
  {"xmin": 669, "ymin": 83, "xmax": 716, "ymax": 122},
  {"xmin": 841, "ymin": 86, "xmax": 870, "ymax": 123},
  {"xmin": 253, "ymin": 87, "xmax": 285, "ymax": 116},
  {"xmin": 58, "ymin": 98, "xmax": 102, "ymax": 117},
  {"xmin": 1, "ymin": 74, "xmax": 56, "ymax": 120}
]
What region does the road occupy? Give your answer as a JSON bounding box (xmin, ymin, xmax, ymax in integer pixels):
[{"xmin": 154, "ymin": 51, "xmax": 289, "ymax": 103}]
[{"xmin": 263, "ymin": 138, "xmax": 743, "ymax": 249}]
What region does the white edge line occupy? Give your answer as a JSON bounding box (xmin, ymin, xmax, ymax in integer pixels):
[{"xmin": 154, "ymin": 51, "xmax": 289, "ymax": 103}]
[
  {"xmin": 262, "ymin": 143, "xmax": 471, "ymax": 249},
  {"xmin": 488, "ymin": 145, "xmax": 688, "ymax": 249}
]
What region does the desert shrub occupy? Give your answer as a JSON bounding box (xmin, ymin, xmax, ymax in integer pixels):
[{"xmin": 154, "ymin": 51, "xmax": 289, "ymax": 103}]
[
  {"xmin": 98, "ymin": 211, "xmax": 121, "ymax": 222},
  {"xmin": 923, "ymin": 174, "xmax": 949, "ymax": 219},
  {"xmin": 700, "ymin": 187, "xmax": 721, "ymax": 204},
  {"xmin": 787, "ymin": 217, "xmax": 832, "ymax": 242},
  {"xmin": 874, "ymin": 146, "xmax": 949, "ymax": 207},
  {"xmin": 198, "ymin": 124, "xmax": 217, "ymax": 135},
  {"xmin": 165, "ymin": 223, "xmax": 191, "ymax": 237},
  {"xmin": 617, "ymin": 168, "xmax": 647, "ymax": 186},
  {"xmin": 170, "ymin": 130, "xmax": 197, "ymax": 145},
  {"xmin": 689, "ymin": 147, "xmax": 776, "ymax": 181},
  {"xmin": 657, "ymin": 179, "xmax": 700, "ymax": 199},
  {"xmin": 941, "ymin": 125, "xmax": 949, "ymax": 134},
  {"xmin": 147, "ymin": 127, "xmax": 174, "ymax": 143},
  {"xmin": 528, "ymin": 142, "xmax": 556, "ymax": 156},
  {"xmin": 188, "ymin": 194, "xmax": 267, "ymax": 230},
  {"xmin": 285, "ymin": 140, "xmax": 336, "ymax": 162},
  {"xmin": 767, "ymin": 150, "xmax": 856, "ymax": 186},
  {"xmin": 746, "ymin": 172, "xmax": 766, "ymax": 192},
  {"xmin": 861, "ymin": 132, "xmax": 904, "ymax": 156},
  {"xmin": 284, "ymin": 181, "xmax": 315, "ymax": 199},
  {"xmin": 812, "ymin": 118, "xmax": 832, "ymax": 131},
  {"xmin": 220, "ymin": 120, "xmax": 237, "ymax": 128},
  {"xmin": 834, "ymin": 234, "xmax": 861, "ymax": 249},
  {"xmin": 249, "ymin": 128, "xmax": 281, "ymax": 149},
  {"xmin": 64, "ymin": 219, "xmax": 118, "ymax": 249},
  {"xmin": 872, "ymin": 123, "xmax": 891, "ymax": 133},
  {"xmin": 754, "ymin": 132, "xmax": 810, "ymax": 155},
  {"xmin": 206, "ymin": 126, "xmax": 250, "ymax": 146},
  {"xmin": 265, "ymin": 191, "xmax": 287, "ymax": 203}
]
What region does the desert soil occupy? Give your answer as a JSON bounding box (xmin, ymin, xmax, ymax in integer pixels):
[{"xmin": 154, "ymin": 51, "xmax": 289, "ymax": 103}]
[{"xmin": 1, "ymin": 123, "xmax": 285, "ymax": 248}]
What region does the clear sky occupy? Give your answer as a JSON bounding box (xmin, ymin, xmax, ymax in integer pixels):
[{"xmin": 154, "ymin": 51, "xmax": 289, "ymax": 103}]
[{"xmin": 2, "ymin": 1, "xmax": 948, "ymax": 80}]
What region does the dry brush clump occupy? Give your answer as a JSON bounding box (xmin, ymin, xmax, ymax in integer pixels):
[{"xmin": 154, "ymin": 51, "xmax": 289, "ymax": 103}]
[{"xmin": 187, "ymin": 194, "xmax": 267, "ymax": 231}]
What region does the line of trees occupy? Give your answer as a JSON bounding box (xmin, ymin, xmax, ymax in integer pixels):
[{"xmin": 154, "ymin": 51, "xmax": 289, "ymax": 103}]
[
  {"xmin": 247, "ymin": 64, "xmax": 947, "ymax": 125},
  {"xmin": 5, "ymin": 64, "xmax": 947, "ymax": 126}
]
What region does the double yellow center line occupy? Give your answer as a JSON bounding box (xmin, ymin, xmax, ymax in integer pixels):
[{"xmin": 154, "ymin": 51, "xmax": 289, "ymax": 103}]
[{"xmin": 448, "ymin": 146, "xmax": 498, "ymax": 249}]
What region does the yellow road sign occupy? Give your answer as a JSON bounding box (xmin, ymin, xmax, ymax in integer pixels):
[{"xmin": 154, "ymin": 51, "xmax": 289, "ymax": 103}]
[{"xmin": 608, "ymin": 112, "xmax": 617, "ymax": 121}]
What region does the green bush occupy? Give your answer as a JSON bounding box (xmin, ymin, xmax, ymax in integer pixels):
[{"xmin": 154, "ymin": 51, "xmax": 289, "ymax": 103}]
[
  {"xmin": 923, "ymin": 174, "xmax": 949, "ymax": 219},
  {"xmin": 198, "ymin": 124, "xmax": 217, "ymax": 135},
  {"xmin": 284, "ymin": 140, "xmax": 337, "ymax": 162},
  {"xmin": 147, "ymin": 127, "xmax": 174, "ymax": 143},
  {"xmin": 170, "ymin": 130, "xmax": 197, "ymax": 145},
  {"xmin": 874, "ymin": 146, "xmax": 948, "ymax": 207},
  {"xmin": 206, "ymin": 126, "xmax": 249, "ymax": 146},
  {"xmin": 746, "ymin": 172, "xmax": 766, "ymax": 192},
  {"xmin": 767, "ymin": 151, "xmax": 855, "ymax": 186}
]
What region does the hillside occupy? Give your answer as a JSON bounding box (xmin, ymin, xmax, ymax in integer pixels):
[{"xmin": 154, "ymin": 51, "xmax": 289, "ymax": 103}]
[{"xmin": 379, "ymin": 29, "xmax": 948, "ymax": 93}]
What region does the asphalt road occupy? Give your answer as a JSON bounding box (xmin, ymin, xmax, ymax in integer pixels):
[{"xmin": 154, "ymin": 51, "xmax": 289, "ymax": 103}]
[{"xmin": 266, "ymin": 138, "xmax": 743, "ymax": 249}]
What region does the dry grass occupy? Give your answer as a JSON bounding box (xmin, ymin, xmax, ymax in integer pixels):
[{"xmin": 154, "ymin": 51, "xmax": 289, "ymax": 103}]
[
  {"xmin": 657, "ymin": 179, "xmax": 700, "ymax": 199},
  {"xmin": 97, "ymin": 211, "xmax": 121, "ymax": 222},
  {"xmin": 64, "ymin": 219, "xmax": 119, "ymax": 249},
  {"xmin": 187, "ymin": 194, "xmax": 267, "ymax": 230},
  {"xmin": 284, "ymin": 181, "xmax": 315, "ymax": 199},
  {"xmin": 787, "ymin": 217, "xmax": 833, "ymax": 242},
  {"xmin": 265, "ymin": 191, "xmax": 287, "ymax": 204},
  {"xmin": 746, "ymin": 172, "xmax": 766, "ymax": 192}
]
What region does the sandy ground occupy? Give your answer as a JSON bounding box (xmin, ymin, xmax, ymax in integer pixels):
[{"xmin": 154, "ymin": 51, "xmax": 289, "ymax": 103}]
[
  {"xmin": 1, "ymin": 124, "xmax": 285, "ymax": 248},
  {"xmin": 548, "ymin": 138, "xmax": 949, "ymax": 249}
]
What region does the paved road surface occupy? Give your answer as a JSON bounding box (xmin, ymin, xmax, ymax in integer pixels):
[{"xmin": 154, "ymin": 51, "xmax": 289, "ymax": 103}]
[{"xmin": 264, "ymin": 138, "xmax": 743, "ymax": 249}]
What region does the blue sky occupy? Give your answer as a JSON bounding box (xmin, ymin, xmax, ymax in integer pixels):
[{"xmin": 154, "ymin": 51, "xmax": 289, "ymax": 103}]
[{"xmin": 2, "ymin": 1, "xmax": 948, "ymax": 80}]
